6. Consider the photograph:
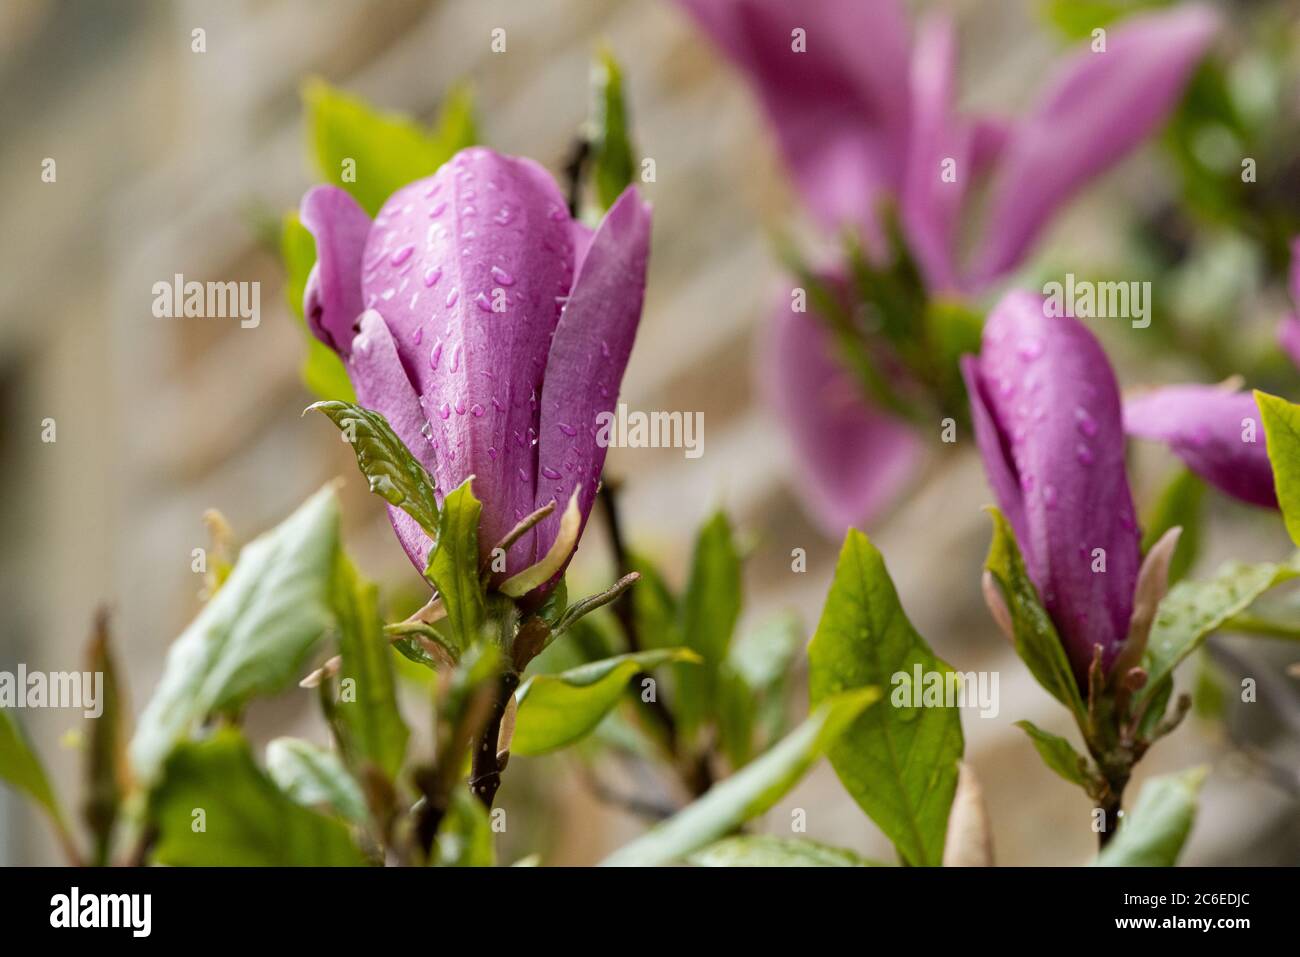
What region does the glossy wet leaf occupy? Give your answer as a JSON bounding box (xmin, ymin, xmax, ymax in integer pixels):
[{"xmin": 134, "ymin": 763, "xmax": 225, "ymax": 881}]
[
  {"xmin": 332, "ymin": 555, "xmax": 408, "ymax": 779},
  {"xmin": 600, "ymin": 688, "xmax": 878, "ymax": 866},
  {"xmin": 1093, "ymin": 767, "xmax": 1206, "ymax": 867},
  {"xmin": 984, "ymin": 508, "xmax": 1087, "ymax": 720},
  {"xmin": 424, "ymin": 478, "xmax": 486, "ymax": 653},
  {"xmin": 1256, "ymin": 390, "xmax": 1300, "ymax": 547},
  {"xmin": 130, "ymin": 486, "xmax": 340, "ymax": 782},
  {"xmin": 1014, "ymin": 720, "xmax": 1091, "ymax": 789},
  {"xmin": 1133, "ymin": 556, "xmax": 1298, "ymax": 720},
  {"xmin": 265, "ymin": 737, "xmax": 369, "ymax": 826},
  {"xmin": 511, "ymin": 648, "xmax": 700, "ymax": 756},
  {"xmin": 809, "ymin": 530, "xmax": 964, "ymax": 867},
  {"xmin": 308, "ymin": 401, "xmax": 440, "ymax": 539},
  {"xmin": 149, "ymin": 729, "xmax": 367, "ymax": 866}
]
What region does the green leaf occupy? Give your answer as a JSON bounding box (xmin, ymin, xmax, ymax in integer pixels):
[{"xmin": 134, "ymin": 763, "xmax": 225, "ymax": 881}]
[
  {"xmin": 1093, "ymin": 767, "xmax": 1207, "ymax": 867},
  {"xmin": 808, "ymin": 530, "xmax": 964, "ymax": 867},
  {"xmin": 332, "ymin": 555, "xmax": 408, "ymax": 779},
  {"xmin": 308, "ymin": 401, "xmax": 440, "ymax": 539},
  {"xmin": 689, "ymin": 835, "xmax": 884, "ymax": 868},
  {"xmin": 432, "ymin": 788, "xmax": 495, "ymax": 867},
  {"xmin": 511, "ymin": 649, "xmax": 700, "ymax": 756},
  {"xmin": 1256, "ymin": 390, "xmax": 1300, "ymax": 547},
  {"xmin": 281, "ymin": 213, "xmax": 355, "ymax": 403},
  {"xmin": 303, "ymin": 79, "xmax": 477, "ymax": 216},
  {"xmin": 130, "ymin": 486, "xmax": 341, "ymax": 782},
  {"xmin": 1038, "ymin": 0, "xmax": 1158, "ymax": 40},
  {"xmin": 83, "ymin": 618, "xmax": 129, "ymax": 865},
  {"xmin": 148, "ymin": 729, "xmax": 367, "ymax": 866},
  {"xmin": 424, "ymin": 478, "xmax": 486, "ymax": 653},
  {"xmin": 599, "ymin": 688, "xmax": 878, "ymax": 867},
  {"xmin": 265, "ymin": 737, "xmax": 369, "ymax": 826},
  {"xmin": 677, "ymin": 512, "xmax": 742, "ymax": 735},
  {"xmin": 1133, "ymin": 557, "xmax": 1298, "ymax": 720},
  {"xmin": 1141, "ymin": 468, "xmax": 1205, "ymax": 585},
  {"xmin": 718, "ymin": 613, "xmax": 802, "ymax": 767},
  {"xmin": 1014, "ymin": 720, "xmax": 1092, "ymax": 789},
  {"xmin": 983, "ymin": 508, "xmax": 1087, "ymax": 721},
  {"xmin": 587, "ymin": 49, "xmax": 636, "ymax": 213},
  {"xmin": 629, "ymin": 551, "xmax": 679, "ymax": 649},
  {"xmin": 0, "ymin": 709, "xmax": 68, "ymax": 837}
]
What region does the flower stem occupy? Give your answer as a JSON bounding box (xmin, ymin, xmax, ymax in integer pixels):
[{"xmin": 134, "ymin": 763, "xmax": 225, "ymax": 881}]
[{"xmin": 469, "ymin": 671, "xmax": 519, "ymax": 809}]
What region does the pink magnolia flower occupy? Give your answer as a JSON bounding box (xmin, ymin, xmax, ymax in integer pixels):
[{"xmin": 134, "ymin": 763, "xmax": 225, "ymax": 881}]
[
  {"xmin": 300, "ymin": 147, "xmax": 652, "ymax": 585},
  {"xmin": 676, "ymin": 0, "xmax": 1218, "ymax": 535},
  {"xmin": 964, "ymin": 292, "xmax": 1143, "ymax": 685},
  {"xmin": 1124, "ymin": 238, "xmax": 1300, "ymax": 509}
]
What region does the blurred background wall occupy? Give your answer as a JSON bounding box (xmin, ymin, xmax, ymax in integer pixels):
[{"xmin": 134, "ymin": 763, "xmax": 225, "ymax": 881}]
[{"xmin": 0, "ymin": 0, "xmax": 1296, "ymax": 865}]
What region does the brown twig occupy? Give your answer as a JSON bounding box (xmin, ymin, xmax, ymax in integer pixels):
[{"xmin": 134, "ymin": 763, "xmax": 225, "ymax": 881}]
[{"xmin": 469, "ymin": 671, "xmax": 520, "ymax": 809}]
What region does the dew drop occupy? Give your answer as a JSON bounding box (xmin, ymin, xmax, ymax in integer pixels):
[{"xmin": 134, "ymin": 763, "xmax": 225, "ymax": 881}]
[
  {"xmin": 541, "ymin": 466, "xmax": 562, "ymax": 480},
  {"xmin": 389, "ymin": 244, "xmax": 415, "ymax": 267},
  {"xmin": 491, "ymin": 265, "xmax": 515, "ymax": 286},
  {"xmin": 423, "ymin": 266, "xmax": 442, "ymax": 288}
]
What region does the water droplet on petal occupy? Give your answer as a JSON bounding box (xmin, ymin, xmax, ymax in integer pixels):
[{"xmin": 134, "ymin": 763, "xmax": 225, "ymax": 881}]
[
  {"xmin": 1076, "ymin": 444, "xmax": 1095, "ymax": 466},
  {"xmin": 470, "ymin": 403, "xmax": 484, "ymax": 417},
  {"xmin": 541, "ymin": 466, "xmax": 561, "ymax": 480},
  {"xmin": 389, "ymin": 244, "xmax": 415, "ymax": 267},
  {"xmin": 423, "ymin": 266, "xmax": 442, "ymax": 287},
  {"xmin": 437, "ymin": 402, "xmax": 451, "ymax": 420},
  {"xmin": 491, "ymin": 265, "xmax": 515, "ymax": 286},
  {"xmin": 474, "ymin": 291, "xmax": 494, "ymax": 313},
  {"xmin": 557, "ymin": 423, "xmax": 577, "ymax": 437},
  {"xmin": 446, "ymin": 288, "xmax": 459, "ymax": 308}
]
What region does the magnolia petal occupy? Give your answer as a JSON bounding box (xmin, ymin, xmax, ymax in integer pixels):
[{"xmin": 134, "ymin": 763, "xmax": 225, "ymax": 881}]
[
  {"xmin": 973, "ymin": 4, "xmax": 1218, "ymax": 282},
  {"xmin": 500, "ymin": 489, "xmax": 582, "ymax": 598},
  {"xmin": 533, "ymin": 187, "xmax": 652, "ymax": 561},
  {"xmin": 900, "ymin": 14, "xmax": 971, "ymax": 293},
  {"xmin": 300, "ymin": 185, "xmax": 372, "ymax": 355},
  {"xmin": 1124, "ymin": 385, "xmax": 1276, "ymax": 508},
  {"xmin": 673, "ymin": 0, "xmax": 911, "ymax": 237},
  {"xmin": 347, "ymin": 310, "xmax": 439, "ymax": 570},
  {"xmin": 767, "ymin": 289, "xmax": 923, "ymax": 537},
  {"xmin": 360, "ymin": 147, "xmax": 576, "ymax": 569},
  {"xmin": 964, "ymin": 291, "xmax": 1140, "ymax": 684}
]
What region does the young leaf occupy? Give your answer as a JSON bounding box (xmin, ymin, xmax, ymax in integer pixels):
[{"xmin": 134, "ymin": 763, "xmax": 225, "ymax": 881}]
[
  {"xmin": 83, "ymin": 614, "xmax": 130, "ymax": 866},
  {"xmin": 1014, "ymin": 720, "xmax": 1092, "ymax": 789},
  {"xmin": 587, "ymin": 49, "xmax": 637, "ymax": 213},
  {"xmin": 511, "ymin": 648, "xmax": 700, "ymax": 756},
  {"xmin": 1132, "ymin": 556, "xmax": 1298, "ymax": 721},
  {"xmin": 689, "ymin": 835, "xmax": 884, "ymax": 868},
  {"xmin": 281, "ymin": 213, "xmax": 355, "ymax": 403},
  {"xmin": 424, "ymin": 478, "xmax": 486, "ymax": 653},
  {"xmin": 1093, "ymin": 766, "xmax": 1207, "ymax": 867},
  {"xmin": 1255, "ymin": 390, "xmax": 1300, "ymax": 546},
  {"xmin": 599, "ymin": 688, "xmax": 878, "ymax": 866},
  {"xmin": 308, "ymin": 401, "xmax": 440, "ymax": 539},
  {"xmin": 676, "ymin": 512, "xmax": 742, "ymax": 736},
  {"xmin": 0, "ymin": 709, "xmax": 71, "ymax": 848},
  {"xmin": 332, "ymin": 555, "xmax": 409, "ymax": 780},
  {"xmin": 130, "ymin": 486, "xmax": 341, "ymax": 782},
  {"xmin": 303, "ymin": 78, "xmax": 477, "ymax": 216},
  {"xmin": 432, "ymin": 788, "xmax": 495, "ymax": 867},
  {"xmin": 1141, "ymin": 468, "xmax": 1205, "ymax": 585},
  {"xmin": 808, "ymin": 530, "xmax": 964, "ymax": 867},
  {"xmin": 148, "ymin": 729, "xmax": 367, "ymax": 866},
  {"xmin": 983, "ymin": 508, "xmax": 1088, "ymax": 721},
  {"xmin": 629, "ymin": 550, "xmax": 679, "ymax": 648},
  {"xmin": 265, "ymin": 737, "xmax": 369, "ymax": 826}
]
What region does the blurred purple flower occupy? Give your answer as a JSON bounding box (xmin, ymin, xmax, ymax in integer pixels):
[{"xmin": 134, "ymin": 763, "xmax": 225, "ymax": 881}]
[
  {"xmin": 301, "ymin": 146, "xmax": 652, "ymax": 584},
  {"xmin": 1276, "ymin": 237, "xmax": 1300, "ymax": 368},
  {"xmin": 962, "ymin": 291, "xmax": 1142, "ymax": 685},
  {"xmin": 1124, "ymin": 385, "xmax": 1276, "ymax": 508},
  {"xmin": 678, "ymin": 0, "xmax": 1218, "ymax": 534}
]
